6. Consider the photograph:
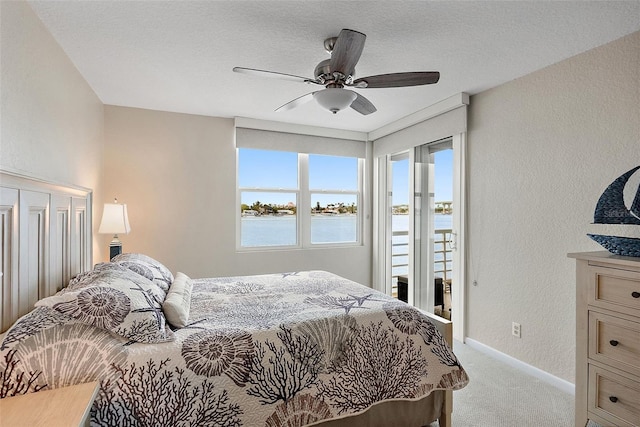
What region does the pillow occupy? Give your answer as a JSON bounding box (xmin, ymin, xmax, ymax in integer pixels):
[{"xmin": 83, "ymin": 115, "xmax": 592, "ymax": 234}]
[
  {"xmin": 36, "ymin": 266, "xmax": 174, "ymax": 344},
  {"xmin": 162, "ymin": 272, "xmax": 193, "ymax": 328},
  {"xmin": 65, "ymin": 262, "xmax": 129, "ymax": 292},
  {"xmin": 111, "ymin": 253, "xmax": 174, "ymax": 293}
]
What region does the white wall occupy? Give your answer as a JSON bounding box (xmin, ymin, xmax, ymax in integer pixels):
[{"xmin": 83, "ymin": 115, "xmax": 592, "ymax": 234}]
[
  {"xmin": 466, "ymin": 31, "xmax": 640, "ymax": 383},
  {"xmin": 0, "ymin": 1, "xmax": 105, "ymax": 260},
  {"xmin": 103, "ymin": 106, "xmax": 372, "ymax": 285}
]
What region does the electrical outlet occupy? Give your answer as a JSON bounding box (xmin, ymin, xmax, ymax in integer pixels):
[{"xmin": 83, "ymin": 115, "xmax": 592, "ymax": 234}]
[{"xmin": 512, "ymin": 322, "xmax": 521, "ymax": 338}]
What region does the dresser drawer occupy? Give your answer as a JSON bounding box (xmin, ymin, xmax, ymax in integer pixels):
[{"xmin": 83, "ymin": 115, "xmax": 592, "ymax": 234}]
[
  {"xmin": 589, "ymin": 311, "xmax": 640, "ymax": 377},
  {"xmin": 589, "ymin": 267, "xmax": 640, "ymax": 315},
  {"xmin": 588, "ymin": 365, "xmax": 640, "ymax": 427}
]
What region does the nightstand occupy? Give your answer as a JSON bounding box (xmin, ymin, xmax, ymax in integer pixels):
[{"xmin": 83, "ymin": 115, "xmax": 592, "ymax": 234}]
[{"xmin": 0, "ymin": 381, "xmax": 99, "ymax": 426}]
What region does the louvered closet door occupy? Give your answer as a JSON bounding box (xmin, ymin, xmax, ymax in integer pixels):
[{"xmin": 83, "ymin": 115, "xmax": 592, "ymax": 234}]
[{"xmin": 0, "ymin": 187, "xmax": 19, "ymax": 332}]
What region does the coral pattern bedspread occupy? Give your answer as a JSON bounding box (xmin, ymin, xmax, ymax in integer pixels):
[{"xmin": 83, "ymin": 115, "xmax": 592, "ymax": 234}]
[{"xmin": 0, "ymin": 270, "xmax": 468, "ymax": 427}]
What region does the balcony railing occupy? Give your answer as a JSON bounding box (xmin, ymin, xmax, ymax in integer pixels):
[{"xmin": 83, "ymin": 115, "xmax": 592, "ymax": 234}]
[{"xmin": 392, "ymin": 228, "xmax": 452, "ymax": 284}]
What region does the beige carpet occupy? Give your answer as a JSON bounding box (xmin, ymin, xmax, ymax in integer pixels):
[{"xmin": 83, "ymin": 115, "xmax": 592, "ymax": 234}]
[{"xmin": 429, "ymin": 342, "xmax": 575, "ymax": 426}]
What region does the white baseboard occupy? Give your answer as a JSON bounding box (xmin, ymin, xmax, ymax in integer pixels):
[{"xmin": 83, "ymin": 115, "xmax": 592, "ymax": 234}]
[{"xmin": 463, "ymin": 338, "xmax": 575, "ymax": 396}]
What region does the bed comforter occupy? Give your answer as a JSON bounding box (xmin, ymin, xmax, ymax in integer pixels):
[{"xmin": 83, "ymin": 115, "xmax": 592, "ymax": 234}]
[{"xmin": 0, "ymin": 270, "xmax": 468, "ymax": 426}]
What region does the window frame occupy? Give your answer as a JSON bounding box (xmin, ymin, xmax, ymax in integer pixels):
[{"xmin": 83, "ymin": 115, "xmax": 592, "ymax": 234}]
[{"xmin": 237, "ymin": 149, "xmax": 364, "ymax": 251}]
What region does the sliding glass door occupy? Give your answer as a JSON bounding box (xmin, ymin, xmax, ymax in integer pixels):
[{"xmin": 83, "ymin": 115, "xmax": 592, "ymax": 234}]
[
  {"xmin": 390, "ymin": 153, "xmax": 410, "ymax": 304},
  {"xmin": 414, "ymin": 140, "xmax": 453, "ymax": 319},
  {"xmin": 376, "ymin": 134, "xmax": 466, "ymax": 341}
]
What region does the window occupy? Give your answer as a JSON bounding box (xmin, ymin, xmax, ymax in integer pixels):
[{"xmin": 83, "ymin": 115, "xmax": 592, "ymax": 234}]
[
  {"xmin": 238, "ymin": 148, "xmax": 362, "ymax": 249},
  {"xmin": 309, "ymin": 154, "xmax": 359, "ymax": 244}
]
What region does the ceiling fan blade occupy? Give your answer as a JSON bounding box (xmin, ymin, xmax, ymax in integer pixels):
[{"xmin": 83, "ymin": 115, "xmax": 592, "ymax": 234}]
[
  {"xmin": 275, "ymin": 92, "xmax": 316, "ymax": 112},
  {"xmin": 350, "ymin": 92, "xmax": 377, "ymax": 115},
  {"xmin": 352, "ymin": 71, "xmax": 440, "ymax": 88},
  {"xmin": 329, "ymin": 29, "xmax": 366, "ymax": 76},
  {"xmin": 233, "ymin": 67, "xmax": 319, "ymax": 84}
]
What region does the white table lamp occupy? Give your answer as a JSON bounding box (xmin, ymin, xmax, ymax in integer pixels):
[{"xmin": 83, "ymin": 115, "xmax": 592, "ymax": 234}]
[{"xmin": 98, "ymin": 198, "xmax": 131, "ymax": 260}]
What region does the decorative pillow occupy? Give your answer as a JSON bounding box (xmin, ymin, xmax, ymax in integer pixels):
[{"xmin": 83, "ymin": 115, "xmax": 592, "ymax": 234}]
[
  {"xmin": 162, "ymin": 272, "xmax": 193, "ymax": 328},
  {"xmin": 111, "ymin": 253, "xmax": 174, "ymax": 293},
  {"xmin": 36, "ymin": 266, "xmax": 174, "ymax": 343}
]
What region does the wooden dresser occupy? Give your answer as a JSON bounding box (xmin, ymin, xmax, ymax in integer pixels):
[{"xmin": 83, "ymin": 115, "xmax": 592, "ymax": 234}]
[{"xmin": 569, "ymin": 251, "xmax": 640, "ymax": 427}]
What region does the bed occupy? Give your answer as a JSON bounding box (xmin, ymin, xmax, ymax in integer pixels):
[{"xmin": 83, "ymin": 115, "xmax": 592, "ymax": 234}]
[{"xmin": 0, "ymin": 172, "xmax": 468, "ymax": 427}]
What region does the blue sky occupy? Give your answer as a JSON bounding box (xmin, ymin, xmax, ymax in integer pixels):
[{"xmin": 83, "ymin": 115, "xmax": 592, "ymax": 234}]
[
  {"xmin": 238, "ymin": 148, "xmax": 452, "ymax": 207},
  {"xmin": 238, "ymin": 149, "xmax": 357, "ymax": 206},
  {"xmin": 392, "ymin": 149, "xmax": 453, "ymax": 205}
]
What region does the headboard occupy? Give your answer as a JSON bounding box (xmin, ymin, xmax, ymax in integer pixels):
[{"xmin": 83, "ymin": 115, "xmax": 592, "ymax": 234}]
[{"xmin": 0, "ymin": 171, "xmax": 92, "ymax": 333}]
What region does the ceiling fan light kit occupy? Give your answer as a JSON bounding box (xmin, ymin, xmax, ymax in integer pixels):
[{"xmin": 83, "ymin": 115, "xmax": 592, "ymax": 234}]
[
  {"xmin": 314, "ymin": 88, "xmax": 357, "ymax": 114},
  {"xmin": 233, "ymin": 28, "xmax": 440, "ymax": 115}
]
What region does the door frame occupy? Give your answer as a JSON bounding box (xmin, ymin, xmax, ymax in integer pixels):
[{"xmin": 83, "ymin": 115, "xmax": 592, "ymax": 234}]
[
  {"xmin": 373, "ymin": 132, "xmax": 467, "ymax": 343},
  {"xmin": 451, "ymin": 133, "xmax": 466, "ymax": 342}
]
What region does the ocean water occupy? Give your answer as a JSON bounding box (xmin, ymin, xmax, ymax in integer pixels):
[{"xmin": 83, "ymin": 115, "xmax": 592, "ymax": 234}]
[
  {"xmin": 240, "ymin": 214, "xmax": 452, "ymax": 248},
  {"xmin": 241, "ymin": 215, "xmax": 358, "ymax": 247},
  {"xmin": 392, "ymin": 214, "xmax": 453, "ymax": 233}
]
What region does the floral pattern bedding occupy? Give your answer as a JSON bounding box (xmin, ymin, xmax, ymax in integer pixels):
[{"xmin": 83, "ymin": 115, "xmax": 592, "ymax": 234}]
[{"xmin": 0, "ymin": 270, "xmax": 468, "ymax": 427}]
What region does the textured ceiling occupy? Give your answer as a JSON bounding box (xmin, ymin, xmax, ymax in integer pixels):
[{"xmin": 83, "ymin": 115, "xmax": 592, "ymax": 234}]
[{"xmin": 28, "ymin": 1, "xmax": 640, "ymax": 133}]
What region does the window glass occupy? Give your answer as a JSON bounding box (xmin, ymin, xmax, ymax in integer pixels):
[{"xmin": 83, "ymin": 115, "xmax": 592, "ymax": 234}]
[
  {"xmin": 238, "ymin": 149, "xmax": 360, "ymax": 249},
  {"xmin": 238, "ymin": 149, "xmax": 297, "ymax": 188},
  {"xmin": 310, "ymin": 193, "xmax": 357, "ymax": 244},
  {"xmin": 309, "ymin": 154, "xmax": 357, "ymax": 190},
  {"xmin": 240, "ymin": 191, "xmax": 297, "ymax": 247}
]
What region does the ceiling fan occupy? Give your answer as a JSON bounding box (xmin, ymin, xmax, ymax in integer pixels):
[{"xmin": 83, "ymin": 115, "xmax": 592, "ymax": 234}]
[{"xmin": 233, "ymin": 29, "xmax": 440, "ymax": 115}]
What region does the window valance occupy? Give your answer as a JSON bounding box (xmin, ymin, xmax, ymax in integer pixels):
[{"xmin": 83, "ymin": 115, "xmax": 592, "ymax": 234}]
[{"xmin": 235, "ymin": 128, "xmax": 367, "ymax": 158}]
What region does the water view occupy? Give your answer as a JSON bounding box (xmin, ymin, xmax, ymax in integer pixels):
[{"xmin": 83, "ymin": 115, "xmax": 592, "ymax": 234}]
[
  {"xmin": 241, "ymin": 215, "xmax": 358, "ymax": 247},
  {"xmin": 240, "ymin": 214, "xmax": 452, "ymax": 248}
]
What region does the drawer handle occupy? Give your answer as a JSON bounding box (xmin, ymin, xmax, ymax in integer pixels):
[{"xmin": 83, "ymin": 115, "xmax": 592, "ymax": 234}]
[
  {"xmin": 609, "ymin": 339, "xmax": 619, "ymax": 347},
  {"xmin": 609, "ymin": 396, "xmax": 618, "ymax": 403},
  {"xmin": 632, "ymin": 291, "xmax": 640, "ymax": 298}
]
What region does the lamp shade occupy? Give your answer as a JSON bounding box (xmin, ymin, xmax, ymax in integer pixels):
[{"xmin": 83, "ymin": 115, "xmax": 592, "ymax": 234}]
[
  {"xmin": 98, "ymin": 203, "xmax": 131, "ymax": 235},
  {"xmin": 313, "ymin": 88, "xmax": 357, "ymax": 114}
]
